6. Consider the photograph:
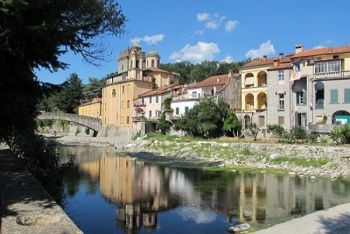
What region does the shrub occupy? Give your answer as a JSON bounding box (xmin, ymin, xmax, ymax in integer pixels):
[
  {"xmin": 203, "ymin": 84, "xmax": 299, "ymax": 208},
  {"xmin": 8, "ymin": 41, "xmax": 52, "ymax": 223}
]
[
  {"xmin": 267, "ymin": 124, "xmax": 286, "ymax": 141},
  {"xmin": 292, "ymin": 126, "xmax": 307, "ymax": 140},
  {"xmin": 308, "ymin": 131, "xmax": 318, "ymax": 144},
  {"xmin": 85, "ymin": 128, "xmax": 90, "ymax": 135},
  {"xmin": 131, "ymin": 131, "xmax": 141, "ymax": 140},
  {"xmin": 249, "ymin": 123, "xmax": 260, "ymax": 141},
  {"xmin": 331, "ymin": 125, "xmax": 350, "ymax": 144},
  {"xmin": 223, "ymin": 111, "xmax": 242, "ymax": 137},
  {"xmin": 282, "ymin": 131, "xmax": 295, "ymax": 144},
  {"xmin": 158, "ymin": 114, "xmax": 172, "ymax": 135}
]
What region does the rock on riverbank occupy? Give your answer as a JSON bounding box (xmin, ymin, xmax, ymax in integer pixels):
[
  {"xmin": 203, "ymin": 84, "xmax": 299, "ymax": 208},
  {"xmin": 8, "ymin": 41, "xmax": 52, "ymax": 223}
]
[{"xmin": 126, "ymin": 138, "xmax": 350, "ymax": 179}]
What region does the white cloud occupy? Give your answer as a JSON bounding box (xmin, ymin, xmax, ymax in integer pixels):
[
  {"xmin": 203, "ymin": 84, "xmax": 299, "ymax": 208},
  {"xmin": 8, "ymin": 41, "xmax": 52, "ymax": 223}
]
[
  {"xmin": 225, "ymin": 20, "xmax": 239, "ymax": 32},
  {"xmin": 177, "ymin": 207, "xmax": 217, "ymax": 224},
  {"xmin": 194, "ymin": 29, "xmax": 205, "ymax": 36},
  {"xmin": 170, "ymin": 41, "xmax": 220, "ymax": 63},
  {"xmin": 196, "ymin": 12, "xmax": 228, "ymax": 30},
  {"xmin": 221, "ymin": 55, "xmax": 235, "ymax": 63},
  {"xmin": 130, "ymin": 37, "xmax": 142, "ymax": 45},
  {"xmin": 245, "ymin": 40, "xmax": 276, "ymax": 59},
  {"xmin": 130, "ymin": 34, "xmax": 165, "ymax": 46},
  {"xmin": 197, "ymin": 13, "xmax": 209, "ymax": 21},
  {"xmin": 313, "ymin": 45, "xmax": 325, "ymax": 49}
]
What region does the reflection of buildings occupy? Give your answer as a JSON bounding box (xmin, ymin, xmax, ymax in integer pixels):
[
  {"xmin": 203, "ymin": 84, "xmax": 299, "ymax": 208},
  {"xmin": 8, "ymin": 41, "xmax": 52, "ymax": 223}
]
[
  {"xmin": 74, "ymin": 149, "xmax": 350, "ymax": 230},
  {"xmin": 79, "ymin": 153, "xmax": 177, "ymax": 232}
]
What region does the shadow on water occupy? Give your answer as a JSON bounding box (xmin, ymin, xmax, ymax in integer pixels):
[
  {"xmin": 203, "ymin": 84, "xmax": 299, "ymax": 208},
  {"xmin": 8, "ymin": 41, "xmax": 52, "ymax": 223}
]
[{"xmin": 57, "ymin": 146, "xmax": 350, "ymax": 233}]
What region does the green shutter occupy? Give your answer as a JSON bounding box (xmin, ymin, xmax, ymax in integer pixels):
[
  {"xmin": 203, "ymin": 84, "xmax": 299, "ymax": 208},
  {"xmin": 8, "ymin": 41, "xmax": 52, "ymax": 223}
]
[
  {"xmin": 149, "ymin": 96, "xmax": 152, "ymax": 103},
  {"xmin": 156, "ymin": 96, "xmax": 159, "ymax": 103},
  {"xmin": 176, "ymin": 107, "xmax": 179, "ymax": 115},
  {"xmin": 345, "ymin": 89, "xmax": 350, "ymax": 103},
  {"xmin": 185, "ymin": 106, "xmax": 189, "ymax": 113},
  {"xmin": 330, "ymin": 89, "xmax": 338, "ymax": 104}
]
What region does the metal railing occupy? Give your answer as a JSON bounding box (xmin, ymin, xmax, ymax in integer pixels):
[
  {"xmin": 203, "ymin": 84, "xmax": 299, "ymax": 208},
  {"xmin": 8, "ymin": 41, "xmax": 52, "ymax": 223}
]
[{"xmin": 311, "ymin": 70, "xmax": 350, "ymax": 80}]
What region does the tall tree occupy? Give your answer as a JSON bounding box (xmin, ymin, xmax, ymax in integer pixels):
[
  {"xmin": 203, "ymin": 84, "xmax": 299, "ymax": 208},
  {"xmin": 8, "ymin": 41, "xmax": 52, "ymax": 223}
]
[
  {"xmin": 56, "ymin": 73, "xmax": 83, "ymax": 113},
  {"xmin": 83, "ymin": 77, "xmax": 104, "ymax": 100},
  {"xmin": 0, "ymin": 0, "xmax": 126, "ymax": 139}
]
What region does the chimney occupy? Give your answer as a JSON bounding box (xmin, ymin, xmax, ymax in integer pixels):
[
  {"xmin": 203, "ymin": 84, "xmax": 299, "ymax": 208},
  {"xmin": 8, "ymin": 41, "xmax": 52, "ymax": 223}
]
[
  {"xmin": 279, "ymin": 52, "xmax": 284, "ymax": 59},
  {"xmin": 263, "ymin": 55, "xmax": 267, "ymax": 60},
  {"xmin": 295, "ymin": 44, "xmax": 304, "ymax": 54},
  {"xmin": 273, "ymin": 59, "xmax": 280, "ymax": 67}
]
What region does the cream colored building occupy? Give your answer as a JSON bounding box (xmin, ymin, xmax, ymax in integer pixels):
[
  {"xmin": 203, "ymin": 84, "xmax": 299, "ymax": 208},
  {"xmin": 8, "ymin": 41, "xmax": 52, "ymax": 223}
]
[
  {"xmin": 97, "ymin": 45, "xmax": 180, "ymax": 127},
  {"xmin": 77, "ymin": 98, "xmax": 102, "ymax": 119}
]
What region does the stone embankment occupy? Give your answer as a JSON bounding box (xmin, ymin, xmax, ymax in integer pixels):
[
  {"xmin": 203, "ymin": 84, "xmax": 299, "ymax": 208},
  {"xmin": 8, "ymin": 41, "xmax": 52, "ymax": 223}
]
[
  {"xmin": 126, "ymin": 138, "xmax": 350, "ymax": 178},
  {"xmin": 0, "ymin": 147, "xmax": 82, "ymax": 234}
]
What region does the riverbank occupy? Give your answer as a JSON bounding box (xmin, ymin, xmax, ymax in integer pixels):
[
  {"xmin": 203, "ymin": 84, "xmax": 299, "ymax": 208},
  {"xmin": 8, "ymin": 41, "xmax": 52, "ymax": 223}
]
[
  {"xmin": 125, "ymin": 134, "xmax": 350, "ymax": 179},
  {"xmin": 0, "ymin": 146, "xmax": 82, "ymax": 234}
]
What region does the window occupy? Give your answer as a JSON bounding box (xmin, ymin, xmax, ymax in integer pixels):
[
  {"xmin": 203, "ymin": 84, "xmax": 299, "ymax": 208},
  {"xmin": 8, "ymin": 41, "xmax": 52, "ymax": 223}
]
[
  {"xmin": 141, "ymin": 98, "xmax": 144, "ymax": 105},
  {"xmin": 295, "ymin": 63, "xmax": 301, "ymax": 72},
  {"xmin": 191, "ymin": 91, "xmax": 197, "ymax": 98},
  {"xmin": 149, "ymin": 110, "xmax": 152, "ymax": 118},
  {"xmin": 258, "ymin": 116, "xmax": 265, "ymax": 127},
  {"xmin": 127, "ymin": 100, "xmax": 130, "ymax": 108},
  {"xmin": 176, "ymin": 107, "xmax": 179, "ymax": 115},
  {"xmin": 122, "ymin": 86, "xmax": 125, "ymax": 94},
  {"xmin": 278, "ymin": 116, "xmax": 285, "ymax": 125},
  {"xmin": 344, "ymin": 89, "xmax": 350, "ymax": 104},
  {"xmin": 315, "ymin": 82, "xmax": 324, "ymax": 109},
  {"xmin": 278, "ymin": 94, "xmax": 285, "ymax": 111},
  {"xmin": 156, "ymin": 96, "xmax": 159, "ymax": 103},
  {"xmin": 149, "ymin": 96, "xmax": 152, "ymax": 103},
  {"xmin": 211, "ymin": 89, "xmax": 214, "ymax": 96},
  {"xmin": 296, "ymin": 91, "xmax": 306, "ymax": 105},
  {"xmin": 151, "ymin": 59, "xmax": 155, "ymax": 67},
  {"xmin": 315, "ymin": 60, "xmax": 341, "ymax": 74},
  {"xmin": 185, "ymin": 106, "xmax": 189, "ymax": 114},
  {"xmin": 126, "ymin": 116, "xmax": 129, "ymax": 124},
  {"xmin": 278, "ymin": 70, "xmax": 284, "ymax": 81},
  {"xmin": 330, "ymin": 89, "xmax": 338, "ymax": 104}
]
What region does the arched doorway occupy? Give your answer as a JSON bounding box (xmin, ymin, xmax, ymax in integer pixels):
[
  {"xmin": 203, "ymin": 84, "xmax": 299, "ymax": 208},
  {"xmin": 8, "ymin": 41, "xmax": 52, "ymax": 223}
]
[
  {"xmin": 315, "ymin": 82, "xmax": 324, "ymax": 109},
  {"xmin": 244, "ymin": 114, "xmax": 251, "ymax": 129},
  {"xmin": 332, "ymin": 110, "xmax": 350, "ymax": 124},
  {"xmin": 245, "ymin": 93, "xmax": 254, "ymax": 110},
  {"xmin": 257, "ymin": 71, "xmax": 267, "ymax": 87},
  {"xmin": 257, "ymin": 92, "xmax": 267, "ymax": 110}
]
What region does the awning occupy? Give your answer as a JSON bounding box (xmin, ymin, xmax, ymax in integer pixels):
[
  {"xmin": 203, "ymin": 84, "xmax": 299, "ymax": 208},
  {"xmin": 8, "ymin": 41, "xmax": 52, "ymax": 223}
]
[{"xmin": 245, "ymin": 77, "xmax": 255, "ymax": 85}]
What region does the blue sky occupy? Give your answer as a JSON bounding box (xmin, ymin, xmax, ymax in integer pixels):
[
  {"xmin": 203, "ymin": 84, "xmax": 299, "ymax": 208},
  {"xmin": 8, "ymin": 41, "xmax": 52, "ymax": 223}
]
[{"xmin": 36, "ymin": 0, "xmax": 350, "ymax": 84}]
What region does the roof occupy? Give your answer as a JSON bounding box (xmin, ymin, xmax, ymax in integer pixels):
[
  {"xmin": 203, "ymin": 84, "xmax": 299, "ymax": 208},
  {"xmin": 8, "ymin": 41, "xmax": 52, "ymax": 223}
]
[
  {"xmin": 268, "ymin": 56, "xmax": 293, "ymax": 71},
  {"xmin": 138, "ymin": 84, "xmax": 182, "ymax": 98},
  {"xmin": 188, "ymin": 74, "xmax": 229, "ymax": 89},
  {"xmin": 291, "ymin": 45, "xmax": 350, "ymax": 59},
  {"xmin": 242, "ymin": 58, "xmax": 275, "ymax": 68},
  {"xmin": 144, "ymin": 67, "xmax": 174, "ymax": 74},
  {"xmin": 146, "ymin": 48, "xmax": 160, "ymax": 57}
]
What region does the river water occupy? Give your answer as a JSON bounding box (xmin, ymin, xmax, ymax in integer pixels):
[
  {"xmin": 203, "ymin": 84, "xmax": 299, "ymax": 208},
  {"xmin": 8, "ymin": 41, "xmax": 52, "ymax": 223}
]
[{"xmin": 59, "ymin": 146, "xmax": 350, "ymax": 233}]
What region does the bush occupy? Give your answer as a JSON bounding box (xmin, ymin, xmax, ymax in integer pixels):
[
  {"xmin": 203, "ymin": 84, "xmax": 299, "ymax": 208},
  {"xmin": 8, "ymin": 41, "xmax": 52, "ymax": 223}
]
[
  {"xmin": 249, "ymin": 123, "xmax": 260, "ymax": 141},
  {"xmin": 85, "ymin": 128, "xmax": 90, "ymax": 135},
  {"xmin": 292, "ymin": 126, "xmax": 307, "ymax": 140},
  {"xmin": 308, "ymin": 131, "xmax": 318, "ymax": 144},
  {"xmin": 158, "ymin": 114, "xmax": 172, "ymax": 135},
  {"xmin": 223, "ymin": 111, "xmax": 242, "ymax": 137},
  {"xmin": 267, "ymin": 124, "xmax": 285, "ymax": 141},
  {"xmin": 282, "ymin": 131, "xmax": 295, "ymax": 144},
  {"xmin": 331, "ymin": 125, "xmax": 350, "ymax": 144}
]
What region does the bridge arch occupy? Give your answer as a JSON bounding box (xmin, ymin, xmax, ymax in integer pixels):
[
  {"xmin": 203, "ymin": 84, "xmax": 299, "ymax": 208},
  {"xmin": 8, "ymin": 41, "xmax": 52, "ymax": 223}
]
[{"xmin": 37, "ymin": 112, "xmax": 102, "ymax": 135}]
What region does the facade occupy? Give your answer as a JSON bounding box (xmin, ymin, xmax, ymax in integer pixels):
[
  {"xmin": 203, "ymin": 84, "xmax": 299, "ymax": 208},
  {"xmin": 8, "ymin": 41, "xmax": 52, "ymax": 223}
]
[
  {"xmin": 239, "ymin": 56, "xmax": 273, "ymax": 131},
  {"xmin": 171, "ymin": 72, "xmax": 240, "ymax": 118},
  {"xmin": 77, "ymin": 98, "xmax": 102, "ymax": 119},
  {"xmin": 100, "ymin": 45, "xmax": 180, "ymax": 127}
]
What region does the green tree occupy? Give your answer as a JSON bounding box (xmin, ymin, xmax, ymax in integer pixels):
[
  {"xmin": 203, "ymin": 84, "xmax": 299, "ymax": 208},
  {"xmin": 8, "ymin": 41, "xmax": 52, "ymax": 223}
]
[
  {"xmin": 189, "ymin": 61, "xmax": 218, "ymax": 83},
  {"xmin": 83, "ymin": 77, "xmax": 104, "ymax": 100},
  {"xmin": 223, "ymin": 111, "xmax": 242, "ymax": 137},
  {"xmin": 292, "ymin": 126, "xmax": 307, "ymax": 140},
  {"xmin": 160, "ymin": 61, "xmax": 194, "ymax": 84},
  {"xmin": 175, "ymin": 98, "xmax": 228, "ymax": 138},
  {"xmin": 0, "ymin": 0, "xmax": 125, "ymax": 140},
  {"xmin": 249, "ymin": 123, "xmax": 260, "ymax": 141},
  {"xmin": 55, "ymin": 73, "xmax": 83, "ymax": 113},
  {"xmin": 268, "ymin": 124, "xmax": 286, "ymax": 142},
  {"xmin": 158, "ymin": 114, "xmax": 172, "ymax": 135}
]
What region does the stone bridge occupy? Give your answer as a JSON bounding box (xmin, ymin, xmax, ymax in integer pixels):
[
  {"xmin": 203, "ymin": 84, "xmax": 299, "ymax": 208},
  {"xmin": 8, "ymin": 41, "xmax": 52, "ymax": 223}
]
[{"xmin": 38, "ymin": 112, "xmax": 102, "ymax": 134}]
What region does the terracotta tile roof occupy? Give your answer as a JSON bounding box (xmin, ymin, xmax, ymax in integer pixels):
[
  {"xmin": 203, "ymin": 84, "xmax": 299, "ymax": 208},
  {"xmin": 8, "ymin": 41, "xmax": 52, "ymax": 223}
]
[
  {"xmin": 268, "ymin": 56, "xmax": 293, "ymax": 70},
  {"xmin": 189, "ymin": 74, "xmax": 229, "ymax": 89},
  {"xmin": 242, "ymin": 58, "xmax": 275, "ymax": 68},
  {"xmin": 138, "ymin": 84, "xmax": 182, "ymax": 98},
  {"xmin": 291, "ymin": 45, "xmax": 350, "ymax": 59}
]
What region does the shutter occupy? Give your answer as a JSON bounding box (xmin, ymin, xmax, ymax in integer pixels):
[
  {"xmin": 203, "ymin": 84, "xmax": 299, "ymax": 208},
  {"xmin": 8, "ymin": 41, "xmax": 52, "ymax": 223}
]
[
  {"xmin": 330, "ymin": 89, "xmax": 338, "ymax": 103},
  {"xmin": 345, "ymin": 89, "xmax": 350, "ymax": 104}
]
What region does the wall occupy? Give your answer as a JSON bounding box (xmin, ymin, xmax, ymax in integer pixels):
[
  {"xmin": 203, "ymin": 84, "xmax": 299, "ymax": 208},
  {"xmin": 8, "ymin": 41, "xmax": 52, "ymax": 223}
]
[
  {"xmin": 78, "ymin": 101, "xmax": 101, "ymax": 119},
  {"xmin": 171, "ymin": 99, "xmax": 198, "ymax": 118},
  {"xmin": 218, "ymin": 74, "xmax": 242, "ymax": 110}
]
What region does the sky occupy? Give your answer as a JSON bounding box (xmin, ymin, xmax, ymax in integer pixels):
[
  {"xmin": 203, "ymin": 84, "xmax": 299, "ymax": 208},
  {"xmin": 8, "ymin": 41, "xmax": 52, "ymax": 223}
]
[{"xmin": 35, "ymin": 0, "xmax": 350, "ymax": 84}]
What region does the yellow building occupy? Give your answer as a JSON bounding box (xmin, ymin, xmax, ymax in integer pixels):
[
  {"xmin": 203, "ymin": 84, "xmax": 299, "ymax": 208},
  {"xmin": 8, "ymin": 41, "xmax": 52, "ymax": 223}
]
[
  {"xmin": 101, "ymin": 45, "xmax": 180, "ymax": 127},
  {"xmin": 77, "ymin": 97, "xmax": 102, "ymax": 119}
]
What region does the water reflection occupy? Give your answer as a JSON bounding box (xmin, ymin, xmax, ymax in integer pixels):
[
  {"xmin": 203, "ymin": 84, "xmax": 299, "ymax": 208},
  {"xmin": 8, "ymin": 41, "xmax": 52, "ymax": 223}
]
[{"xmin": 60, "ymin": 147, "xmax": 350, "ymax": 233}]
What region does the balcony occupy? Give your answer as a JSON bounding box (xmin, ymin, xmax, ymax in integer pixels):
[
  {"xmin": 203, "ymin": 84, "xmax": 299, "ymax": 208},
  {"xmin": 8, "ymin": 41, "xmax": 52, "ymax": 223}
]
[{"xmin": 311, "ymin": 71, "xmax": 350, "ymax": 81}]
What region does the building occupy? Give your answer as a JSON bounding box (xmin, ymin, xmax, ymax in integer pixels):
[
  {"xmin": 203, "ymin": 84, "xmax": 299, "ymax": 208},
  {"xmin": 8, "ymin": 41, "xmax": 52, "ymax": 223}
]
[
  {"xmin": 77, "ymin": 97, "xmax": 102, "ymax": 119},
  {"xmin": 100, "ymin": 45, "xmax": 180, "ymax": 127},
  {"xmin": 239, "ymin": 56, "xmax": 273, "ymax": 131},
  {"xmin": 266, "ymin": 45, "xmax": 350, "ymax": 131},
  {"xmin": 134, "ymin": 84, "xmax": 182, "ymax": 121},
  {"xmin": 171, "ymin": 72, "xmax": 240, "ymax": 118}
]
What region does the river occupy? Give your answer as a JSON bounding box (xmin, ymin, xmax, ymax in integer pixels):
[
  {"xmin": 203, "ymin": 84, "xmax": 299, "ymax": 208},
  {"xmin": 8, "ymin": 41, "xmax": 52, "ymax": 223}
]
[{"xmin": 58, "ymin": 146, "xmax": 350, "ymax": 233}]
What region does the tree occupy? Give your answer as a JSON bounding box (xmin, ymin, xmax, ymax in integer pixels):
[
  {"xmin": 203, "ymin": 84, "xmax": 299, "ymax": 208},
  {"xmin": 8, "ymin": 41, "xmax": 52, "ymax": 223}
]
[
  {"xmin": 175, "ymin": 98, "xmax": 228, "ymax": 138},
  {"xmin": 56, "ymin": 73, "xmax": 83, "ymax": 113},
  {"xmin": 267, "ymin": 124, "xmax": 286, "ymax": 142},
  {"xmin": 0, "ymin": 0, "xmax": 125, "ymax": 140},
  {"xmin": 223, "ymin": 111, "xmax": 242, "ymax": 137},
  {"xmin": 83, "ymin": 77, "xmax": 104, "ymax": 100},
  {"xmin": 249, "ymin": 123, "xmax": 260, "ymax": 141},
  {"xmin": 158, "ymin": 114, "xmax": 172, "ymax": 135},
  {"xmin": 189, "ymin": 61, "xmax": 218, "ymax": 83}
]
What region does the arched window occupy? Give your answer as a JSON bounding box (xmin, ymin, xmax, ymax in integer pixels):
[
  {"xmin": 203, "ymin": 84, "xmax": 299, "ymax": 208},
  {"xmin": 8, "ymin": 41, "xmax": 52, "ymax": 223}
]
[
  {"xmin": 151, "ymin": 59, "xmax": 155, "ymax": 67},
  {"xmin": 315, "ymin": 82, "xmax": 324, "ymax": 109}
]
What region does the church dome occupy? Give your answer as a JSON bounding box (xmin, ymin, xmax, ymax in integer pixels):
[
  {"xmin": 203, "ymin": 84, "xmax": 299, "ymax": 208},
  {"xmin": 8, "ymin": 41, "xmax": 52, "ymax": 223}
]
[{"xmin": 146, "ymin": 48, "xmax": 160, "ymax": 57}]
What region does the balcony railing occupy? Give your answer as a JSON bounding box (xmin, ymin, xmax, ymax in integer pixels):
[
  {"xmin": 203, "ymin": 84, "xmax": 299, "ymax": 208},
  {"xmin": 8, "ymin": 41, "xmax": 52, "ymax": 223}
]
[{"xmin": 311, "ymin": 71, "xmax": 350, "ymax": 80}]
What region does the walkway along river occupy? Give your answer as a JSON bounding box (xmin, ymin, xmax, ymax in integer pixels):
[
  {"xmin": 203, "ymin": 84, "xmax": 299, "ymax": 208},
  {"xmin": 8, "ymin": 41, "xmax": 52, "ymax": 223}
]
[{"xmin": 58, "ymin": 146, "xmax": 350, "ymax": 233}]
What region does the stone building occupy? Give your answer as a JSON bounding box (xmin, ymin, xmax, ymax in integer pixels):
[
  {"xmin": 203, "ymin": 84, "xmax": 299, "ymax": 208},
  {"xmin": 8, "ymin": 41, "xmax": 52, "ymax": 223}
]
[{"xmin": 77, "ymin": 97, "xmax": 102, "ymax": 119}]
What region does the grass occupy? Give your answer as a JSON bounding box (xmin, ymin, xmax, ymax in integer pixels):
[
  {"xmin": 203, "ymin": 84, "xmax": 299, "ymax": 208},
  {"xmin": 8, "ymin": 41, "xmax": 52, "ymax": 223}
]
[{"xmin": 271, "ymin": 155, "xmax": 330, "ymax": 167}]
